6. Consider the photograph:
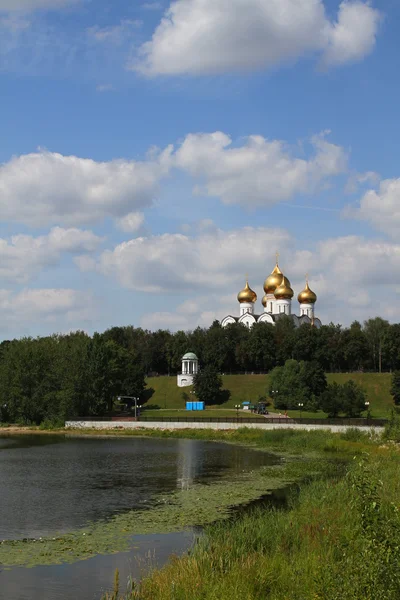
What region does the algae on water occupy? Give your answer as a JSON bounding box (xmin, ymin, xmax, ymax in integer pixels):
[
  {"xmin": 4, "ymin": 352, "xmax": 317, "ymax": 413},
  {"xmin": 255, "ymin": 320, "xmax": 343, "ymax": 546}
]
[{"xmin": 0, "ymin": 465, "xmax": 294, "ymax": 569}]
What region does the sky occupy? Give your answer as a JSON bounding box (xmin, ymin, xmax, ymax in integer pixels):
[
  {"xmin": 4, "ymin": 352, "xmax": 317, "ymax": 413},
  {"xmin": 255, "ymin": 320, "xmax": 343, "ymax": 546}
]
[{"xmin": 0, "ymin": 0, "xmax": 399, "ymax": 338}]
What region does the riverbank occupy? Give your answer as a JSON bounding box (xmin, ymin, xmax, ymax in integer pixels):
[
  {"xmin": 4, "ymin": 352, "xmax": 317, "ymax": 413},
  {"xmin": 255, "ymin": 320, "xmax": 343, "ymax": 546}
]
[
  {"xmin": 0, "ymin": 428, "xmax": 372, "ymax": 570},
  {"xmin": 103, "ymin": 430, "xmax": 400, "ymax": 600}
]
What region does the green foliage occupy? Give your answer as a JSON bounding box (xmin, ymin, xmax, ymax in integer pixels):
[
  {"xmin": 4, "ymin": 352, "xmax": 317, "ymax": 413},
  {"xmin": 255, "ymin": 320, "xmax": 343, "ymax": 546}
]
[
  {"xmin": 320, "ymin": 382, "xmax": 343, "ymax": 417},
  {"xmin": 390, "ymin": 371, "xmax": 400, "ymax": 405},
  {"xmin": 193, "ymin": 365, "xmax": 227, "ymax": 405},
  {"xmin": 99, "ymin": 434, "xmax": 400, "ymax": 600},
  {"xmin": 383, "ymin": 408, "xmax": 400, "ymax": 442},
  {"xmin": 269, "ymin": 359, "xmax": 327, "ymax": 410},
  {"xmin": 320, "ymin": 379, "xmax": 367, "ymax": 417}
]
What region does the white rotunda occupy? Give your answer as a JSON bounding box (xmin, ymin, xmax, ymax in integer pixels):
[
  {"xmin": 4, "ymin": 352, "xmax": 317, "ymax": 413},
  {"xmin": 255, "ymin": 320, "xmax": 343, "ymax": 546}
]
[{"xmin": 177, "ymin": 352, "xmax": 199, "ymax": 387}]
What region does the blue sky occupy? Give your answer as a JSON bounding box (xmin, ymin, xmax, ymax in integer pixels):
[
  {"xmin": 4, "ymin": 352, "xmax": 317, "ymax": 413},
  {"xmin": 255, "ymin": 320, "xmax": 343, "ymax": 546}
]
[{"xmin": 0, "ymin": 0, "xmax": 399, "ymax": 337}]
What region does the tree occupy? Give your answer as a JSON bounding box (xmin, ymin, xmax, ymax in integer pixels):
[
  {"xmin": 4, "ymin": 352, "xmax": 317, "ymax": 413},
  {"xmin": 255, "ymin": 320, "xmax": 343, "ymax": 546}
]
[
  {"xmin": 364, "ymin": 318, "xmax": 390, "ymax": 373},
  {"xmin": 320, "ymin": 382, "xmax": 343, "ymax": 417},
  {"xmin": 341, "ymin": 380, "xmax": 367, "ymax": 417},
  {"xmin": 243, "ymin": 323, "xmax": 276, "ymax": 371},
  {"xmin": 193, "ymin": 365, "xmax": 224, "ymax": 406},
  {"xmin": 268, "ymin": 359, "xmax": 326, "ymax": 411},
  {"xmin": 340, "ymin": 321, "xmax": 369, "ymax": 372},
  {"xmin": 391, "ymin": 371, "xmax": 400, "ymax": 406}
]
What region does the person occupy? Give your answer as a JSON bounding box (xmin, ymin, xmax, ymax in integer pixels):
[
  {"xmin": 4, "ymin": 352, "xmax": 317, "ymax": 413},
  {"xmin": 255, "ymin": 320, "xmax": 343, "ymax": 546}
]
[{"xmin": 284, "ymin": 410, "xmax": 288, "ymax": 418}]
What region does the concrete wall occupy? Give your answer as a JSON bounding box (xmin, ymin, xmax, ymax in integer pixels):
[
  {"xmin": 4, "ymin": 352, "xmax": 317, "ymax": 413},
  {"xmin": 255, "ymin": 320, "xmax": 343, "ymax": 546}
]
[{"xmin": 65, "ymin": 420, "xmax": 384, "ymax": 434}]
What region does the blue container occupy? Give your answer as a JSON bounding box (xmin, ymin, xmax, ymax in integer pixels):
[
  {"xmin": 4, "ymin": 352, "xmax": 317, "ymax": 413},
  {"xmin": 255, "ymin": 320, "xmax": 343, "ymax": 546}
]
[
  {"xmin": 196, "ymin": 401, "xmax": 205, "ymax": 411},
  {"xmin": 186, "ymin": 401, "xmax": 193, "ymax": 411}
]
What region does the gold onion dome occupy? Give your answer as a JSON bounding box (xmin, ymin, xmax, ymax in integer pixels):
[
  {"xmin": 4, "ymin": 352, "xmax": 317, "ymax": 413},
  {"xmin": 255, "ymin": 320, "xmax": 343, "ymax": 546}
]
[
  {"xmin": 274, "ymin": 276, "xmax": 294, "ymax": 299},
  {"xmin": 264, "ymin": 263, "xmax": 284, "ymax": 294},
  {"xmin": 262, "ymin": 294, "xmax": 268, "ymax": 307},
  {"xmin": 237, "ymin": 280, "xmax": 257, "ymax": 303},
  {"xmin": 298, "ymin": 281, "xmax": 317, "ymax": 304}
]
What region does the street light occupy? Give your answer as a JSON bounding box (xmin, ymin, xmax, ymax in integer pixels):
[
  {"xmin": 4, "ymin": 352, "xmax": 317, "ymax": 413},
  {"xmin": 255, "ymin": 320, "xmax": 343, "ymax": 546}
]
[
  {"xmin": 234, "ymin": 404, "xmax": 241, "ymax": 418},
  {"xmin": 365, "ymin": 401, "xmax": 370, "ymax": 420},
  {"xmin": 298, "ymin": 402, "xmax": 304, "ymax": 419},
  {"xmin": 117, "ymin": 396, "xmax": 139, "ymax": 419},
  {"xmin": 271, "ymin": 389, "xmax": 278, "ymax": 406}
]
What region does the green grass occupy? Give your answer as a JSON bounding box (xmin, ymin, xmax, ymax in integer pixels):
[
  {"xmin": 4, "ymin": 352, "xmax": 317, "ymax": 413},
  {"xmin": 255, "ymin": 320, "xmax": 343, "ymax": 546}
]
[
  {"xmin": 145, "ymin": 373, "xmax": 393, "ymax": 417},
  {"xmin": 141, "ymin": 409, "xmax": 266, "ymax": 419},
  {"xmin": 102, "ymin": 429, "xmax": 400, "ymax": 600}
]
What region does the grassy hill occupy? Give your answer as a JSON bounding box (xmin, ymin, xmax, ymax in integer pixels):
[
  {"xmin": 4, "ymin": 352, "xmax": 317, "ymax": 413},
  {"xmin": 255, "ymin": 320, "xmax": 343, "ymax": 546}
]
[{"xmin": 144, "ymin": 373, "xmax": 393, "ymax": 418}]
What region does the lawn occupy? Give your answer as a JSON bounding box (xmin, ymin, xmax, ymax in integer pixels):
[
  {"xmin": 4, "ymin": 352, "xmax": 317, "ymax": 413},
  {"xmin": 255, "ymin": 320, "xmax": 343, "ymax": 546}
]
[
  {"xmin": 144, "ymin": 372, "xmax": 393, "ymax": 418},
  {"xmin": 140, "ymin": 408, "xmax": 266, "ymax": 419}
]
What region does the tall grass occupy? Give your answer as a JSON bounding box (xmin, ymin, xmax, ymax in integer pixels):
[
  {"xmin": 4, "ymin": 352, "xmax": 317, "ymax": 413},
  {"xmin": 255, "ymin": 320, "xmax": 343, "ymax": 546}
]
[{"xmin": 103, "ymin": 431, "xmax": 399, "ymax": 600}]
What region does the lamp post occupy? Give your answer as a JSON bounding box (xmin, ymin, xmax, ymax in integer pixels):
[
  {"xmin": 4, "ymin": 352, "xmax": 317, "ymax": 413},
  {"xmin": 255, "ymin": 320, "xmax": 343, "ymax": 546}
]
[
  {"xmin": 271, "ymin": 389, "xmax": 278, "ymax": 407},
  {"xmin": 365, "ymin": 401, "xmax": 370, "ymax": 421},
  {"xmin": 235, "ymin": 404, "xmax": 241, "ymax": 418},
  {"xmin": 117, "ymin": 396, "xmax": 139, "ymax": 419},
  {"xmin": 298, "ymin": 402, "xmax": 304, "ymax": 419}
]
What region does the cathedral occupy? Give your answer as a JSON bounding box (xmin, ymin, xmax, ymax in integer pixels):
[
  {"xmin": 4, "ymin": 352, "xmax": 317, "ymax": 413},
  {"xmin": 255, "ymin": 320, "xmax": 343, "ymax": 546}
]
[{"xmin": 221, "ymin": 257, "xmax": 322, "ymax": 329}]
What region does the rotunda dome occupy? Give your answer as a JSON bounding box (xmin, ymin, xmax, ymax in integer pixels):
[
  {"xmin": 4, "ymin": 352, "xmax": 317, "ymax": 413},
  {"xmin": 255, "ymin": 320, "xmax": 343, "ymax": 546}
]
[
  {"xmin": 237, "ymin": 280, "xmax": 257, "ymax": 304},
  {"xmin": 297, "ymin": 281, "xmax": 317, "ymax": 304},
  {"xmin": 274, "ymin": 276, "xmax": 294, "ymax": 300},
  {"xmin": 182, "ymin": 352, "xmax": 198, "ymax": 360},
  {"xmin": 263, "ymin": 264, "xmax": 284, "ymax": 294}
]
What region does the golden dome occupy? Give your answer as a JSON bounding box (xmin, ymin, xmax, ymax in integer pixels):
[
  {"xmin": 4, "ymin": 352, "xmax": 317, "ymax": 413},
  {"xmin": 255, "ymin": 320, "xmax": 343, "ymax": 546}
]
[
  {"xmin": 274, "ymin": 276, "xmax": 294, "ymax": 300},
  {"xmin": 237, "ymin": 280, "xmax": 257, "ymax": 304},
  {"xmin": 262, "ymin": 294, "xmax": 268, "ymax": 307},
  {"xmin": 297, "ymin": 281, "xmax": 317, "ymax": 304},
  {"xmin": 263, "ymin": 263, "xmax": 284, "ymax": 294}
]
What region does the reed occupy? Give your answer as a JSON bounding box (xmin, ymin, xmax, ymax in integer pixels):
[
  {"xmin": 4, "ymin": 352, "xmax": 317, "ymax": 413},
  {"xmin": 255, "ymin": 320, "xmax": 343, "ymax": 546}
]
[{"xmin": 103, "ymin": 431, "xmax": 400, "ymax": 600}]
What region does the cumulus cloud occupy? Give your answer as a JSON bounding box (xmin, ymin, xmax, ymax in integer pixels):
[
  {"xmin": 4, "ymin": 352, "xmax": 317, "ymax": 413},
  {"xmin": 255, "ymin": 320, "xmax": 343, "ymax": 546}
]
[
  {"xmin": 174, "ymin": 131, "xmax": 347, "ymax": 207},
  {"xmin": 95, "ymin": 227, "xmax": 292, "ymax": 293},
  {"xmin": 86, "ymin": 226, "xmax": 400, "ymax": 330},
  {"xmin": 135, "ymin": 0, "xmax": 381, "ymax": 76},
  {"xmin": 345, "ymin": 178, "xmax": 400, "ymax": 238},
  {"xmin": 321, "ymin": 1, "xmax": 382, "ymax": 67},
  {"xmin": 115, "ymin": 212, "xmax": 145, "ymax": 233},
  {"xmin": 0, "ymin": 132, "xmax": 346, "ymax": 226},
  {"xmin": 0, "ymin": 0, "xmax": 78, "ymax": 11},
  {"xmin": 0, "ymin": 148, "xmax": 172, "ymax": 227},
  {"xmin": 0, "ymin": 288, "xmax": 95, "ymax": 336},
  {"xmin": 0, "ymin": 226, "xmax": 102, "ymax": 283}
]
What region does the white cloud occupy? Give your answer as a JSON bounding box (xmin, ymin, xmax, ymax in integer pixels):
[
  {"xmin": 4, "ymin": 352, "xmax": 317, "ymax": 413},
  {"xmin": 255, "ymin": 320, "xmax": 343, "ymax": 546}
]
[
  {"xmin": 0, "ymin": 131, "xmax": 346, "ymax": 226},
  {"xmin": 321, "ymin": 1, "xmax": 381, "ymax": 67},
  {"xmin": 0, "ymin": 288, "xmax": 94, "ymax": 332},
  {"xmin": 115, "ymin": 212, "xmax": 145, "ymax": 233},
  {"xmin": 0, "ymin": 226, "xmax": 102, "ymax": 283},
  {"xmin": 345, "ymin": 178, "xmax": 400, "ymax": 237},
  {"xmin": 0, "ymin": 148, "xmax": 172, "ymax": 227},
  {"xmin": 93, "ymin": 227, "xmax": 292, "ymax": 293},
  {"xmin": 174, "ymin": 131, "xmax": 347, "ymax": 207},
  {"xmin": 0, "ymin": 0, "xmax": 78, "ymax": 11},
  {"xmin": 90, "ymin": 227, "xmax": 400, "ymax": 330},
  {"xmin": 135, "ymin": 0, "xmax": 380, "ymax": 76}
]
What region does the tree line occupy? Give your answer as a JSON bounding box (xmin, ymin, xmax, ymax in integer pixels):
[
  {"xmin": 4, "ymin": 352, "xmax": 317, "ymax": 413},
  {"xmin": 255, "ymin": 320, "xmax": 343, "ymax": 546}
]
[
  {"xmin": 102, "ymin": 316, "xmax": 398, "ymax": 374},
  {"xmin": 0, "ymin": 315, "xmax": 398, "ymax": 424}
]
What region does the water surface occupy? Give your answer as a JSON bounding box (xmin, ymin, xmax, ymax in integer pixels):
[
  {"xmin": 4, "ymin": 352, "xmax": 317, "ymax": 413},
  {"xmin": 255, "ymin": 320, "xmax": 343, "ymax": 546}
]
[{"xmin": 0, "ymin": 434, "xmax": 277, "ymax": 600}]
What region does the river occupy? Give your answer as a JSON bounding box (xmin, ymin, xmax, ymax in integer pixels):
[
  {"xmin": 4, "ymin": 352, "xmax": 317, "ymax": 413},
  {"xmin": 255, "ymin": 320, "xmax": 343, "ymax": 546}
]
[{"xmin": 0, "ymin": 434, "xmax": 277, "ymax": 600}]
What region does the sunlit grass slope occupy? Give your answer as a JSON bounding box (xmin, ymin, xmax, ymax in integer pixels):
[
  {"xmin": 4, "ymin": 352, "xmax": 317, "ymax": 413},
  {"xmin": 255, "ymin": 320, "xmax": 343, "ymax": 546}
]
[{"xmin": 144, "ymin": 373, "xmax": 393, "ymax": 417}]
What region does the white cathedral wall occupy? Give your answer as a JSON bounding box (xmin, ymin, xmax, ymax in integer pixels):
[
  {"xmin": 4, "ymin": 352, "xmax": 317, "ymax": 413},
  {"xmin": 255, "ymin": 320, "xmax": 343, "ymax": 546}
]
[
  {"xmin": 264, "ymin": 294, "xmax": 275, "ymax": 314},
  {"xmin": 240, "ymin": 302, "xmax": 254, "ymax": 316},
  {"xmin": 239, "ymin": 313, "xmax": 256, "ymax": 328},
  {"xmin": 275, "ymin": 299, "xmax": 291, "ymax": 315},
  {"xmin": 300, "ymin": 303, "xmax": 314, "ymax": 318}
]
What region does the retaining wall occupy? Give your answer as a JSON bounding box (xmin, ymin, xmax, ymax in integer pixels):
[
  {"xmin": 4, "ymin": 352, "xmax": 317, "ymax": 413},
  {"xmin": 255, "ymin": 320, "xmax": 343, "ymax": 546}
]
[{"xmin": 65, "ymin": 420, "xmax": 384, "ymax": 434}]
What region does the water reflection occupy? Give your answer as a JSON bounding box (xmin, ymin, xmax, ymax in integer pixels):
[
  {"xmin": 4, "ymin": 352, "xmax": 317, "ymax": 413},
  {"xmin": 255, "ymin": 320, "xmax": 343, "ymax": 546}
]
[
  {"xmin": 0, "ymin": 530, "xmax": 196, "ymax": 600},
  {"xmin": 0, "ymin": 435, "xmax": 275, "ymax": 541}
]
